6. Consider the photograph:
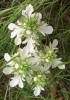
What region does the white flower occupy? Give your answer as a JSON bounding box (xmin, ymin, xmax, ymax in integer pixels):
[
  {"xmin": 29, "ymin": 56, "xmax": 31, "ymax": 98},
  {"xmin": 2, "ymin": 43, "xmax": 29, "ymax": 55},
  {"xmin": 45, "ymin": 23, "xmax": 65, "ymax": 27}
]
[
  {"xmin": 26, "ymin": 74, "xmax": 32, "ymax": 84},
  {"xmin": 28, "ymin": 54, "xmax": 40, "ymax": 66},
  {"xmin": 34, "ymin": 77, "xmax": 38, "ymax": 81},
  {"xmin": 22, "ymin": 38, "xmax": 35, "ymax": 53},
  {"xmin": 9, "ymin": 74, "xmax": 25, "ymax": 88},
  {"xmin": 40, "ymin": 64, "xmax": 50, "ymax": 73},
  {"xmin": 49, "ymin": 39, "xmax": 58, "ymax": 50},
  {"xmin": 33, "ymin": 86, "xmax": 44, "ymax": 96},
  {"xmin": 3, "ymin": 52, "xmax": 26, "ymax": 88},
  {"xmin": 4, "ymin": 53, "xmax": 11, "ymax": 61},
  {"xmin": 3, "ymin": 53, "xmax": 20, "ymax": 75},
  {"xmin": 10, "ymin": 28, "xmax": 24, "ymax": 39},
  {"xmin": 18, "ymin": 40, "xmax": 35, "ymax": 59},
  {"xmin": 8, "ymin": 22, "xmax": 25, "ymax": 45},
  {"xmin": 8, "ymin": 23, "xmax": 19, "ymax": 30},
  {"xmin": 52, "ymin": 58, "xmax": 65, "ymax": 69},
  {"xmin": 15, "ymin": 35, "xmax": 22, "ymax": 45},
  {"xmin": 18, "ymin": 48, "xmax": 30, "ymax": 59},
  {"xmin": 14, "ymin": 63, "xmax": 19, "ymax": 69},
  {"xmin": 27, "ymin": 38, "xmax": 35, "ymax": 53},
  {"xmin": 45, "ymin": 39, "xmax": 58, "ymax": 54},
  {"xmin": 19, "ymin": 42, "xmax": 35, "ymax": 59},
  {"xmin": 22, "ymin": 4, "xmax": 34, "ymax": 17},
  {"xmin": 36, "ymin": 13, "xmax": 42, "ymax": 24},
  {"xmin": 38, "ymin": 23, "xmax": 53, "ymax": 36},
  {"xmin": 3, "ymin": 67, "xmax": 14, "ymax": 75},
  {"xmin": 45, "ymin": 39, "xmax": 65, "ymax": 69},
  {"xmin": 26, "ymin": 30, "xmax": 32, "ymax": 35},
  {"xmin": 4, "ymin": 53, "xmax": 14, "ymax": 66}
]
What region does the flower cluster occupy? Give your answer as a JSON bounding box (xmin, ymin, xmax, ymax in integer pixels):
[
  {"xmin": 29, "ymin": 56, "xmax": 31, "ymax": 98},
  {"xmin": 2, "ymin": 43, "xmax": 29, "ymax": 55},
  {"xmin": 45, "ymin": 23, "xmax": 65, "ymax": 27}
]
[{"xmin": 3, "ymin": 4, "xmax": 65, "ymax": 96}]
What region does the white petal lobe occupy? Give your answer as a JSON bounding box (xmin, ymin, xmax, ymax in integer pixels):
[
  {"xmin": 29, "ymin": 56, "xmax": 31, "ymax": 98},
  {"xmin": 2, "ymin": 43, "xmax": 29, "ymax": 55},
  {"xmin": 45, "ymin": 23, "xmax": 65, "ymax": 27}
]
[
  {"xmin": 59, "ymin": 64, "xmax": 65, "ymax": 69},
  {"xmin": 19, "ymin": 78, "xmax": 24, "ymax": 88},
  {"xmin": 10, "ymin": 76, "xmax": 19, "ymax": 87},
  {"xmin": 8, "ymin": 23, "xmax": 18, "ymax": 30},
  {"xmin": 3, "ymin": 67, "xmax": 13, "ymax": 75},
  {"xmin": 4, "ymin": 53, "xmax": 11, "ymax": 61},
  {"xmin": 52, "ymin": 39, "xmax": 58, "ymax": 48},
  {"xmin": 15, "ymin": 37, "xmax": 22, "ymax": 45}
]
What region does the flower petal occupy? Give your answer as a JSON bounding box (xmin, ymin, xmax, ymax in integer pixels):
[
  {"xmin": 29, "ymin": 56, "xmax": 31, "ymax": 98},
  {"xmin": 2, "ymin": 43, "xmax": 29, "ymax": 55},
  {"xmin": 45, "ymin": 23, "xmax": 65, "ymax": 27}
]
[
  {"xmin": 22, "ymin": 47, "xmax": 31, "ymax": 58},
  {"xmin": 27, "ymin": 42, "xmax": 35, "ymax": 53},
  {"xmin": 53, "ymin": 58, "xmax": 65, "ymax": 69},
  {"xmin": 36, "ymin": 13, "xmax": 42, "ymax": 24},
  {"xmin": 22, "ymin": 10, "xmax": 26, "ymax": 16},
  {"xmin": 19, "ymin": 78, "xmax": 24, "ymax": 88},
  {"xmin": 59, "ymin": 64, "xmax": 65, "ymax": 69},
  {"xmin": 11, "ymin": 27, "xmax": 24, "ymax": 39},
  {"xmin": 9, "ymin": 76, "xmax": 19, "ymax": 87},
  {"xmin": 26, "ymin": 4, "xmax": 34, "ymax": 16},
  {"xmin": 22, "ymin": 4, "xmax": 34, "ymax": 16},
  {"xmin": 33, "ymin": 86, "xmax": 41, "ymax": 96},
  {"xmin": 14, "ymin": 36, "xmax": 22, "ymax": 45},
  {"xmin": 46, "ymin": 26, "xmax": 53, "ymax": 34},
  {"xmin": 26, "ymin": 30, "xmax": 31, "ymax": 35},
  {"xmin": 39, "ymin": 24, "xmax": 53, "ymax": 36},
  {"xmin": 3, "ymin": 67, "xmax": 13, "ymax": 75},
  {"xmin": 52, "ymin": 39, "xmax": 58, "ymax": 48},
  {"xmin": 33, "ymin": 86, "xmax": 44, "ymax": 96},
  {"xmin": 11, "ymin": 28, "xmax": 21, "ymax": 38},
  {"xmin": 4, "ymin": 53, "xmax": 11, "ymax": 61},
  {"xmin": 8, "ymin": 23, "xmax": 18, "ymax": 30}
]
